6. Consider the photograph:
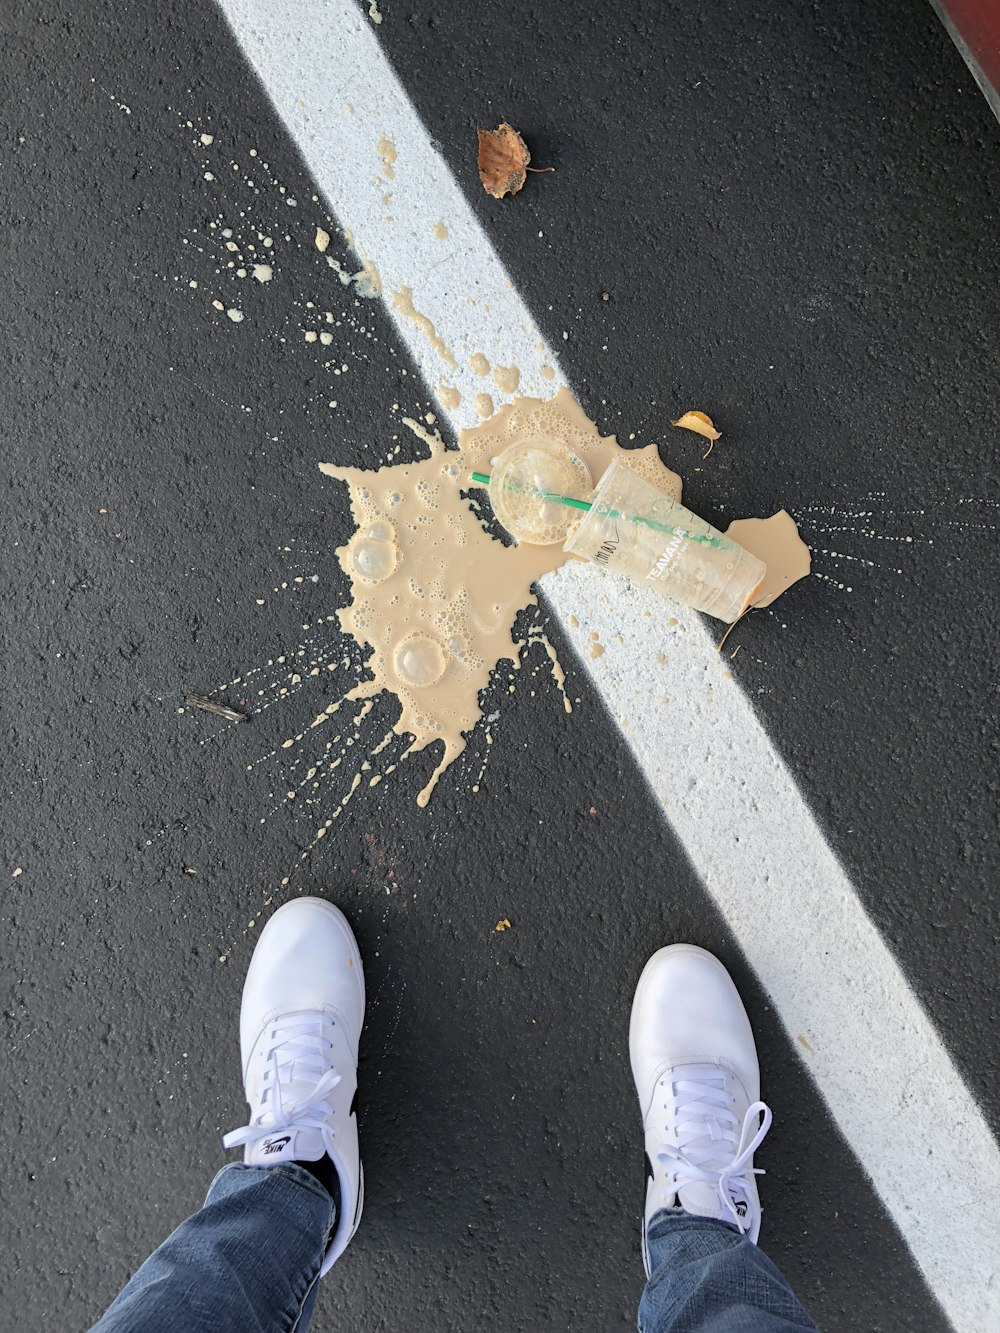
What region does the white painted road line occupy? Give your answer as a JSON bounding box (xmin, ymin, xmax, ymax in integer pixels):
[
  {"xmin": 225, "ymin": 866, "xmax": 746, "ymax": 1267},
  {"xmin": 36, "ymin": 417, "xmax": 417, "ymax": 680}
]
[{"xmin": 218, "ymin": 1, "xmax": 1000, "ymax": 1324}]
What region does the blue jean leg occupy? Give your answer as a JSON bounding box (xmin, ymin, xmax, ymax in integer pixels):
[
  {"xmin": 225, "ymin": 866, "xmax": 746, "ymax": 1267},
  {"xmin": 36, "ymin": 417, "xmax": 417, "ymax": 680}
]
[
  {"xmin": 90, "ymin": 1163, "xmax": 334, "ymax": 1333},
  {"xmin": 639, "ymin": 1209, "xmax": 818, "ymax": 1333}
]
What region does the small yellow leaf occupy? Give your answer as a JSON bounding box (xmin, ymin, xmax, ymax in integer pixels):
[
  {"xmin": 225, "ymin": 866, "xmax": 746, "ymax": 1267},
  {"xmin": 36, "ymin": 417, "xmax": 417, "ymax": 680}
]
[{"xmin": 671, "ymin": 410, "xmax": 721, "ymax": 442}]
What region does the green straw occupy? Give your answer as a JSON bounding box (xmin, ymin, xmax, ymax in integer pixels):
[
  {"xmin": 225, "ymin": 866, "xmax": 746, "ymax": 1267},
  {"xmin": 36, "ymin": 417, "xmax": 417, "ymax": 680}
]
[{"xmin": 468, "ymin": 471, "xmax": 726, "ymax": 547}]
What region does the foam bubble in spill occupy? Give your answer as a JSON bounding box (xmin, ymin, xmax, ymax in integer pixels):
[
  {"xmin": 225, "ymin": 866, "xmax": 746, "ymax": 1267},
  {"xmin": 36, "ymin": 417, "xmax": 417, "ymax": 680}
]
[
  {"xmin": 416, "ymin": 479, "xmax": 441, "ymax": 509},
  {"xmin": 349, "ymin": 521, "xmax": 399, "ymax": 583},
  {"xmin": 394, "ymin": 633, "xmax": 447, "ymax": 688}
]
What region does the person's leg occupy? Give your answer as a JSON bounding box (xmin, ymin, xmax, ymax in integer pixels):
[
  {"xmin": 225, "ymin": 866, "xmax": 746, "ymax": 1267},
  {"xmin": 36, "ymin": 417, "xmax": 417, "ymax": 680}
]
[
  {"xmin": 638, "ymin": 1211, "xmax": 815, "ymax": 1333},
  {"xmin": 91, "ymin": 1162, "xmax": 333, "ymax": 1333},
  {"xmin": 90, "ymin": 897, "xmax": 366, "ymax": 1333},
  {"xmin": 630, "ymin": 946, "xmax": 817, "ymax": 1333}
]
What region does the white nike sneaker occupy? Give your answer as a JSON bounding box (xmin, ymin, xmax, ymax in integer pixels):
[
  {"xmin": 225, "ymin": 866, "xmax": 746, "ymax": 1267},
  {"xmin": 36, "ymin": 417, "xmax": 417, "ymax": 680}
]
[
  {"xmin": 222, "ymin": 897, "xmax": 365, "ymax": 1273},
  {"xmin": 629, "ymin": 944, "xmax": 772, "ymax": 1276}
]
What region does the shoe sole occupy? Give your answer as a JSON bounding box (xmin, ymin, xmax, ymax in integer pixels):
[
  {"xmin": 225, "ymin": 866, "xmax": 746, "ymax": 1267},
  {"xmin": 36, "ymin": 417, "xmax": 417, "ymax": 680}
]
[{"xmin": 352, "ymin": 1162, "xmax": 365, "ymax": 1241}]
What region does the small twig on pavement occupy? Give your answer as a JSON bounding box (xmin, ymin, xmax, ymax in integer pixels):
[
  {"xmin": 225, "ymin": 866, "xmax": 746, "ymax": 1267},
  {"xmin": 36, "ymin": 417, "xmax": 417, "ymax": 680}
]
[{"xmin": 185, "ymin": 695, "xmax": 248, "ymax": 723}]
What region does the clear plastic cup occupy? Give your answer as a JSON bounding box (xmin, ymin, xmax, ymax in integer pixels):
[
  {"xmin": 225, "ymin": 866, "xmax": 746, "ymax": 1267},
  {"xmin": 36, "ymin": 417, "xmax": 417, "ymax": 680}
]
[{"xmin": 563, "ymin": 456, "xmax": 765, "ymax": 622}]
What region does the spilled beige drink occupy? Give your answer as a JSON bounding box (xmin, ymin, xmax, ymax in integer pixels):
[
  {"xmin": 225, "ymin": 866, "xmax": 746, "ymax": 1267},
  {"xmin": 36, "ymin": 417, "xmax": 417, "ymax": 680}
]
[{"xmin": 320, "ymin": 390, "xmax": 810, "ymax": 805}]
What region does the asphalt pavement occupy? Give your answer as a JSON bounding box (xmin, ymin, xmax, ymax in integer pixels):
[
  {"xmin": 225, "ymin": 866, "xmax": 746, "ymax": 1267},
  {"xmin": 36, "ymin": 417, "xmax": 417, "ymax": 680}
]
[{"xmin": 3, "ymin": 1, "xmax": 998, "ymax": 1329}]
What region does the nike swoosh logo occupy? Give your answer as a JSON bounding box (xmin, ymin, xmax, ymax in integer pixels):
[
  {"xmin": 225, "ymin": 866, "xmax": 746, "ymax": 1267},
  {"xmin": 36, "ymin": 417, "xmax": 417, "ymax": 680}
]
[{"xmin": 262, "ymin": 1135, "xmax": 292, "ymax": 1154}]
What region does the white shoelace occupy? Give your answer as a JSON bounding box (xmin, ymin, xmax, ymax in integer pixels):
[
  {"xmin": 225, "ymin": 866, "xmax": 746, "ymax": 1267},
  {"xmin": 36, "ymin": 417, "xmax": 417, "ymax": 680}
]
[
  {"xmin": 223, "ymin": 1016, "xmax": 343, "ymax": 1156},
  {"xmin": 653, "ymin": 1064, "xmax": 772, "ymax": 1243}
]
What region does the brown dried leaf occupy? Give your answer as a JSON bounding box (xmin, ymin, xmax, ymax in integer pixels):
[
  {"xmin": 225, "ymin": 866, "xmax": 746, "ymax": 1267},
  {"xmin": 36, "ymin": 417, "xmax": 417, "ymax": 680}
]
[
  {"xmin": 477, "ymin": 123, "xmax": 531, "ymax": 199},
  {"xmin": 671, "ymin": 410, "xmax": 721, "ymax": 442}
]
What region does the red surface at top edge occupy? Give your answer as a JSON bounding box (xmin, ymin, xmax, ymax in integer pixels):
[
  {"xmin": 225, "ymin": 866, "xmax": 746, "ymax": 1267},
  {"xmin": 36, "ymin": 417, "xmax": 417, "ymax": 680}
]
[{"xmin": 937, "ymin": 0, "xmax": 1000, "ymax": 96}]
